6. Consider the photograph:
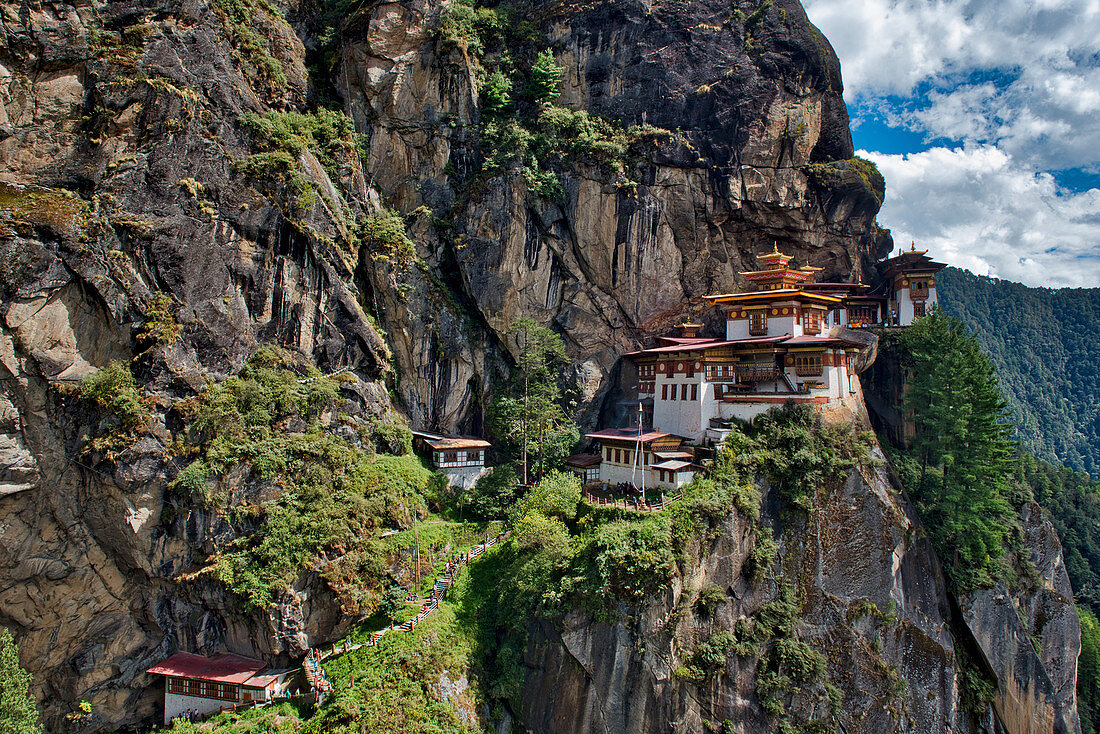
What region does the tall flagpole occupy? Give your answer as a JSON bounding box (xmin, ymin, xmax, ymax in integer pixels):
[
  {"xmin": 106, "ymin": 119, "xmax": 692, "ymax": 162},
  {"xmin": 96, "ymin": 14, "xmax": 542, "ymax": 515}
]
[{"xmin": 637, "ymin": 401, "xmax": 645, "ymax": 501}]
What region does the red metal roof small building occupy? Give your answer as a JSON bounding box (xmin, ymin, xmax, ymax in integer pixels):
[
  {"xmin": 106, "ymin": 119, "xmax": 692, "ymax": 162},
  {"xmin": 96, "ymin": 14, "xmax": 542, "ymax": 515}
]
[{"xmin": 146, "ymin": 652, "xmax": 294, "ymax": 724}]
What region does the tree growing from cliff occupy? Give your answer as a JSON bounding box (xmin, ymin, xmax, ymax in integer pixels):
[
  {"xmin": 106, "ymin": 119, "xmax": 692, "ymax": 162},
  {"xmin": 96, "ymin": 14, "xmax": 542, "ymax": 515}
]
[
  {"xmin": 487, "ymin": 318, "xmax": 578, "ymax": 486},
  {"xmin": 0, "ymin": 627, "xmax": 42, "ymax": 734},
  {"xmin": 898, "ymin": 309, "xmax": 1017, "ymax": 591},
  {"xmin": 528, "ymin": 49, "xmax": 563, "ymax": 103}
]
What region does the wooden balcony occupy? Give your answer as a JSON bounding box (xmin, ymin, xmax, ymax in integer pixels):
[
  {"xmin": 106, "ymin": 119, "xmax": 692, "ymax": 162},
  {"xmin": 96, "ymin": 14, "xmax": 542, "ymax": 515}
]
[{"xmin": 734, "ymin": 365, "xmax": 781, "ymax": 383}]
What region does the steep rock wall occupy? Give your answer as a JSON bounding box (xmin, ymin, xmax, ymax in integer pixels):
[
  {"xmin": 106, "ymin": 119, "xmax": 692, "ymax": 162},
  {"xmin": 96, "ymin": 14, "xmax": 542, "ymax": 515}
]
[{"xmin": 519, "ymin": 445, "xmax": 1081, "ymax": 734}]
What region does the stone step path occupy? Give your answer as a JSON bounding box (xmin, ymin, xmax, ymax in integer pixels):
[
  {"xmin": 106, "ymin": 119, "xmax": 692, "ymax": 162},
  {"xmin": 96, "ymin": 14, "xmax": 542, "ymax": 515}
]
[
  {"xmin": 365, "ymin": 530, "xmax": 507, "ymax": 644},
  {"xmin": 297, "ymin": 530, "xmax": 509, "ymax": 701}
]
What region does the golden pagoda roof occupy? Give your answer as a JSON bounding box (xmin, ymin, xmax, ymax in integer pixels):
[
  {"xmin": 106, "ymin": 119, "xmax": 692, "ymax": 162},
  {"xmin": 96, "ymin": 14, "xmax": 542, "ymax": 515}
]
[{"xmin": 757, "ymin": 242, "xmax": 792, "ymax": 263}]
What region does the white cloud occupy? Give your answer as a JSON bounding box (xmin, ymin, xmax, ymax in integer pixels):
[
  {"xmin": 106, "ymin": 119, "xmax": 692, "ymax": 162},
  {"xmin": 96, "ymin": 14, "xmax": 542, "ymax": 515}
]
[
  {"xmin": 863, "ymin": 146, "xmax": 1100, "ymax": 288},
  {"xmin": 804, "ymin": 0, "xmax": 1100, "ymax": 170}
]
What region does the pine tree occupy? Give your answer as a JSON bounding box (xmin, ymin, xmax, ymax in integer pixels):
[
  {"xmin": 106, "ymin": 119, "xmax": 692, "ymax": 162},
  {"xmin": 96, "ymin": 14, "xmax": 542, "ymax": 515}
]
[
  {"xmin": 528, "ymin": 49, "xmax": 563, "ymax": 104},
  {"xmin": 899, "ymin": 308, "xmax": 1017, "ymax": 591},
  {"xmin": 0, "ymin": 628, "xmax": 42, "ymax": 734}
]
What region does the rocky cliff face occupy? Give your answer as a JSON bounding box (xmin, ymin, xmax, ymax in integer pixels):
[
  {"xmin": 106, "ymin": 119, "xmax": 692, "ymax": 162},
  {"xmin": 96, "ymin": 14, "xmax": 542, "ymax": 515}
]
[
  {"xmin": 518, "ymin": 443, "xmax": 1081, "ymax": 734},
  {"xmin": 0, "ymin": 0, "xmax": 1077, "ymax": 732}
]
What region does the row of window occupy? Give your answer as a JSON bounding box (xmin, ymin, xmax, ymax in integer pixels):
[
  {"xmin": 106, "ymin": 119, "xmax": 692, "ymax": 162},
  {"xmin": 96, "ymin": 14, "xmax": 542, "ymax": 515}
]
[
  {"xmin": 604, "ymin": 447, "xmax": 651, "ymax": 466},
  {"xmin": 438, "ymin": 450, "xmax": 482, "ymax": 464},
  {"xmin": 661, "ymin": 383, "xmax": 698, "ymax": 401},
  {"xmin": 747, "ymin": 310, "xmax": 827, "ymax": 335},
  {"xmin": 167, "ymin": 678, "xmax": 240, "ymax": 702},
  {"xmin": 793, "ymin": 355, "xmax": 822, "ymax": 376}
]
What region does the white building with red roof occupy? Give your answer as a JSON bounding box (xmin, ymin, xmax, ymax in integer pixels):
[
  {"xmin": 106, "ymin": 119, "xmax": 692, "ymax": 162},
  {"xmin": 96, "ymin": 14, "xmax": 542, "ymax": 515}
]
[
  {"xmin": 146, "ymin": 652, "xmax": 294, "ymax": 724},
  {"xmin": 412, "ymin": 431, "xmax": 491, "ymax": 489},
  {"xmin": 622, "ymin": 246, "xmax": 889, "ymax": 441},
  {"xmin": 584, "ymin": 428, "xmax": 699, "ymax": 489}
]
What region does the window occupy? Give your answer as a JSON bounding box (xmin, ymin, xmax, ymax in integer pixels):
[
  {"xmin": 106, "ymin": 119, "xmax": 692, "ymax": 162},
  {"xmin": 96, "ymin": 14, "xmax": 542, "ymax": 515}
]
[
  {"xmin": 705, "ymin": 364, "xmax": 713, "ymax": 377},
  {"xmin": 910, "ymin": 280, "xmax": 929, "ymax": 298},
  {"xmin": 669, "ymin": 384, "xmax": 676, "ymax": 401},
  {"xmin": 913, "ymin": 301, "xmax": 926, "ymax": 318},
  {"xmin": 805, "ymin": 309, "xmax": 821, "ymax": 334},
  {"xmin": 681, "ymin": 384, "xmax": 688, "ymax": 400},
  {"xmin": 443, "ymin": 451, "xmax": 458, "ymax": 464},
  {"xmin": 794, "ymin": 354, "xmax": 822, "ymax": 376},
  {"xmin": 643, "ymin": 452, "xmax": 649, "ymax": 465},
  {"xmin": 662, "ymin": 384, "xmax": 668, "ymax": 400},
  {"xmin": 749, "ymin": 311, "xmax": 767, "ymax": 335},
  {"xmin": 848, "ymin": 305, "xmax": 876, "ymax": 326},
  {"xmin": 605, "ymin": 447, "xmax": 612, "ymax": 462},
  {"xmin": 615, "ymin": 449, "xmax": 621, "ymax": 463},
  {"xmin": 691, "ymin": 384, "xmax": 698, "ymax": 401},
  {"xmin": 468, "ymin": 450, "xmax": 482, "ymax": 463},
  {"xmin": 624, "ymin": 450, "xmax": 632, "ymax": 466}
]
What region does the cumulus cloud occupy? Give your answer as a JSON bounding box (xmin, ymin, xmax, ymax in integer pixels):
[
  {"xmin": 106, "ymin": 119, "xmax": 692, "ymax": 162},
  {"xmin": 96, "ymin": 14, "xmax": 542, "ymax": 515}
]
[
  {"xmin": 863, "ymin": 146, "xmax": 1100, "ymax": 288},
  {"xmin": 804, "ymin": 0, "xmax": 1100, "ymax": 171}
]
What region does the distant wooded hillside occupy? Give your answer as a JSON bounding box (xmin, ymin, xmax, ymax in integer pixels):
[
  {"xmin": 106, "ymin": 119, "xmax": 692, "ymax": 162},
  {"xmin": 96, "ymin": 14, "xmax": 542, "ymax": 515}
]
[{"xmin": 937, "ymin": 267, "xmax": 1100, "ymax": 477}]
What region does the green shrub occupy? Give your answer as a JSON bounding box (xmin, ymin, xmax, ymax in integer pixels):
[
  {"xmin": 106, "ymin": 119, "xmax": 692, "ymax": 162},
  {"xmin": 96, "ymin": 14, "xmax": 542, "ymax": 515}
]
[
  {"xmin": 584, "ymin": 515, "xmax": 676, "ymax": 602},
  {"xmin": 79, "ymin": 361, "xmax": 149, "ymax": 430},
  {"xmin": 360, "ymin": 208, "xmax": 414, "ymax": 263},
  {"xmin": 513, "ymin": 471, "xmax": 580, "ymax": 521},
  {"xmin": 694, "ymin": 582, "xmax": 727, "ymax": 617},
  {"xmin": 171, "ymin": 460, "xmax": 211, "ymax": 499},
  {"xmin": 240, "ymin": 109, "xmax": 361, "ymax": 181},
  {"xmin": 535, "ymin": 105, "xmax": 629, "ymax": 174},
  {"xmin": 210, "ymin": 0, "xmax": 288, "ymax": 90},
  {"xmin": 1078, "ymin": 605, "xmax": 1100, "ymax": 733},
  {"xmin": 746, "ymin": 529, "xmax": 778, "ymax": 583},
  {"xmin": 0, "ymin": 627, "xmax": 42, "ymax": 734},
  {"xmin": 438, "ymin": 0, "xmax": 508, "ymax": 57},
  {"xmin": 465, "ymin": 465, "xmax": 520, "ymax": 519},
  {"xmin": 139, "ymin": 293, "xmax": 182, "ymax": 345}
]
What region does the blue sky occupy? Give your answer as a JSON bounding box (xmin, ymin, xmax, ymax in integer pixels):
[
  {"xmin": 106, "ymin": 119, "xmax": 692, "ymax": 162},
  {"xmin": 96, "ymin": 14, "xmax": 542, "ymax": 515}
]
[{"xmin": 803, "ymin": 0, "xmax": 1100, "ymax": 288}]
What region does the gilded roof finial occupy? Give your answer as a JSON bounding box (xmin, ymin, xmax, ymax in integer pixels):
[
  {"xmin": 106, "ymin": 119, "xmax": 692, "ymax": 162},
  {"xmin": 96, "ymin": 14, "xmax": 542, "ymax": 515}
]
[
  {"xmin": 910, "ymin": 241, "xmax": 916, "ymax": 251},
  {"xmin": 772, "ymin": 241, "xmax": 780, "ymax": 254}
]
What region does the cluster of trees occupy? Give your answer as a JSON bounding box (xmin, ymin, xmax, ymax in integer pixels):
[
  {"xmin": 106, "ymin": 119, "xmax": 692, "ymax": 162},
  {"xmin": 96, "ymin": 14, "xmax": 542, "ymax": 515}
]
[
  {"xmin": 937, "ymin": 267, "xmax": 1100, "ymax": 476},
  {"xmin": 892, "ymin": 308, "xmax": 1100, "ymax": 732},
  {"xmin": 894, "ymin": 309, "xmax": 1019, "ymax": 592},
  {"xmin": 465, "ymin": 318, "xmax": 579, "ymax": 519}
]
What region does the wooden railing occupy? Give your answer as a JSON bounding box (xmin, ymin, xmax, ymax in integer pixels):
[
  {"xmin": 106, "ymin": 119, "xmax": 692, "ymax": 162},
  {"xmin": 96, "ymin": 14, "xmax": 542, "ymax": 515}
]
[{"xmin": 582, "ymin": 489, "xmax": 684, "ymax": 513}]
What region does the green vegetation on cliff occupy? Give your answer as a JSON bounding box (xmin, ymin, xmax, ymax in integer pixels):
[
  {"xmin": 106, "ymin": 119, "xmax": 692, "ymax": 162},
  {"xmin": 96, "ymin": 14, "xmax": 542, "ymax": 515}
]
[
  {"xmin": 169, "ymin": 347, "xmax": 435, "ymax": 614},
  {"xmin": 1080, "ymin": 606, "xmax": 1100, "ymax": 734},
  {"xmin": 887, "ymin": 310, "xmax": 1021, "ymax": 592},
  {"xmin": 0, "ymin": 628, "xmax": 42, "ymax": 734},
  {"xmin": 937, "ymin": 267, "xmax": 1100, "ymax": 476}
]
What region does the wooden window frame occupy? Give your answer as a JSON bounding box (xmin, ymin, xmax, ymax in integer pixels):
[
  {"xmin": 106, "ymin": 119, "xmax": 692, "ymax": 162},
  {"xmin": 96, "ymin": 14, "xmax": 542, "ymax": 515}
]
[
  {"xmin": 749, "ymin": 312, "xmax": 767, "ymax": 335},
  {"xmin": 794, "ymin": 355, "xmax": 823, "ymax": 377},
  {"xmin": 805, "ymin": 309, "xmax": 821, "ymax": 335}
]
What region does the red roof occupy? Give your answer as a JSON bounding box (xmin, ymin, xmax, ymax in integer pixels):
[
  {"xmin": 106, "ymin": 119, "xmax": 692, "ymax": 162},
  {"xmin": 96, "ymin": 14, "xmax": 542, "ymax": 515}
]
[
  {"xmin": 564, "ymin": 453, "xmax": 602, "ymax": 468},
  {"xmin": 782, "ymin": 335, "xmax": 863, "ymax": 347},
  {"xmin": 146, "ymin": 653, "xmax": 267, "ymax": 684},
  {"xmin": 626, "ymin": 335, "xmax": 788, "ymax": 357},
  {"xmin": 585, "ymin": 428, "xmax": 674, "ymax": 443}
]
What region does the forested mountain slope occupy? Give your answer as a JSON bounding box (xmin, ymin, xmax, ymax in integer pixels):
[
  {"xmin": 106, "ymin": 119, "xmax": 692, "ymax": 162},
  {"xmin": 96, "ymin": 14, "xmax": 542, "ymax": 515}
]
[{"xmin": 937, "ymin": 266, "xmax": 1100, "ymax": 476}]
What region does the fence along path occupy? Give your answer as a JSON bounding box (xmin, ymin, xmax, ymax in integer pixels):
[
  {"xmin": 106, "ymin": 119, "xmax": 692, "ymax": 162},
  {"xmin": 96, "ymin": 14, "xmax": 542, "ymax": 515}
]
[
  {"xmin": 300, "ymin": 530, "xmax": 509, "ymax": 694},
  {"xmin": 582, "ymin": 489, "xmax": 684, "ymax": 512}
]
